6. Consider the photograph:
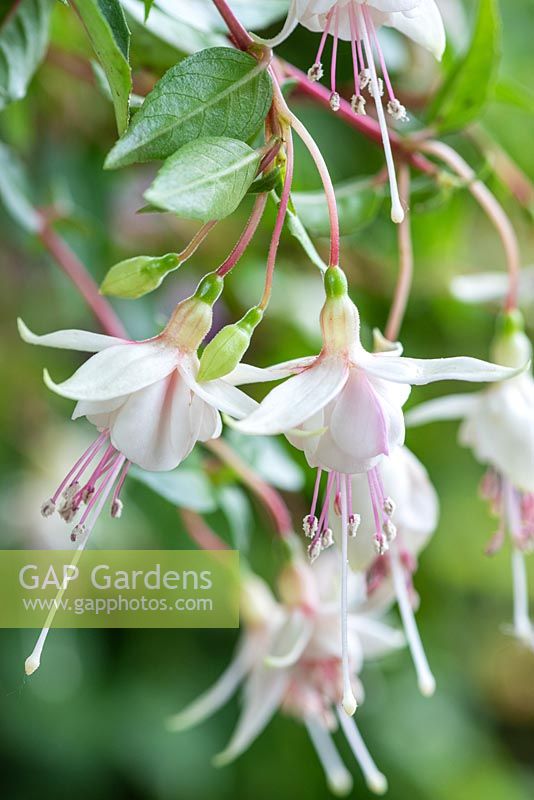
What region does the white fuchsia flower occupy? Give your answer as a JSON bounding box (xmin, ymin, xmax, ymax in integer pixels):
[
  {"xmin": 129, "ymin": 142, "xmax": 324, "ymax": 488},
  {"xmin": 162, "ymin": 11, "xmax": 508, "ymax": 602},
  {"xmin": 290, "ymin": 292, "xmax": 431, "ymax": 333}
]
[
  {"xmin": 231, "ymin": 267, "xmax": 521, "ymax": 699},
  {"xmin": 406, "ymin": 313, "xmax": 534, "ymax": 646},
  {"xmin": 254, "ymin": 1, "xmax": 445, "ymax": 222},
  {"xmin": 20, "ymin": 274, "xmax": 254, "ymax": 544},
  {"xmin": 168, "ymin": 554, "xmax": 403, "ymax": 796},
  {"xmin": 333, "ymin": 445, "xmax": 439, "ymax": 695}
]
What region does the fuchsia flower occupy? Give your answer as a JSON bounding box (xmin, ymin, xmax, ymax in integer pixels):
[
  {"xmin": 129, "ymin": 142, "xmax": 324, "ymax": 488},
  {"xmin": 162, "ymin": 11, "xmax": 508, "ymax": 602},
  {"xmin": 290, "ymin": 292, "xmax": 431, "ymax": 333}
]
[
  {"xmin": 336, "ymin": 445, "xmax": 439, "ymax": 695},
  {"xmin": 232, "ymin": 267, "xmax": 521, "ymax": 706},
  {"xmin": 254, "ymin": 1, "xmax": 445, "ymax": 222},
  {"xmin": 168, "ymin": 554, "xmax": 404, "ymax": 796},
  {"xmin": 407, "ymin": 315, "xmax": 534, "ymax": 646},
  {"xmin": 18, "ymin": 275, "xmax": 255, "ymax": 546}
]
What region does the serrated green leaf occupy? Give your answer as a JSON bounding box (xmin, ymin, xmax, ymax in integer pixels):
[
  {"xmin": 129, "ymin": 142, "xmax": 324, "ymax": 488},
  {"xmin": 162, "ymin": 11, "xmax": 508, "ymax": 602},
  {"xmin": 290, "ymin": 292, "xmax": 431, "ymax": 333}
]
[
  {"xmin": 0, "ymin": 0, "xmax": 53, "ymax": 110},
  {"xmin": 292, "ymin": 177, "xmax": 383, "ymax": 238},
  {"xmin": 0, "ymin": 141, "xmax": 40, "ymax": 232},
  {"xmin": 100, "ymin": 252, "xmax": 180, "ymax": 298},
  {"xmin": 130, "ymin": 466, "xmax": 217, "ymax": 512},
  {"xmin": 144, "ymin": 137, "xmax": 260, "ymax": 221},
  {"xmin": 105, "ymin": 47, "xmax": 272, "ymax": 169},
  {"xmin": 428, "ymin": 0, "xmax": 501, "ymax": 133},
  {"xmin": 71, "ymin": 0, "xmax": 132, "ymax": 134}
]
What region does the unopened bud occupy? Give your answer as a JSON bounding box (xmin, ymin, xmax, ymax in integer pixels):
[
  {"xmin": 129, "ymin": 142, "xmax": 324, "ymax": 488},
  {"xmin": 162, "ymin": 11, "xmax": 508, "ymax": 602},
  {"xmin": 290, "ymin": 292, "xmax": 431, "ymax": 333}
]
[
  {"xmin": 197, "ymin": 306, "xmax": 263, "ymax": 382},
  {"xmin": 321, "ymin": 268, "xmax": 360, "ymax": 354},
  {"xmin": 100, "ymin": 253, "xmax": 181, "ymax": 299},
  {"xmin": 163, "ymin": 272, "xmax": 224, "ymax": 351}
]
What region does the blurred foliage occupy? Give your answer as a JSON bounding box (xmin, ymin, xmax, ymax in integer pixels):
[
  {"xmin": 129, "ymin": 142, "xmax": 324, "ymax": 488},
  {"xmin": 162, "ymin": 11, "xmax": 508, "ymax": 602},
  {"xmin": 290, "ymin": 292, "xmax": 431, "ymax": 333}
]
[{"xmin": 1, "ymin": 0, "xmax": 534, "ymax": 799}]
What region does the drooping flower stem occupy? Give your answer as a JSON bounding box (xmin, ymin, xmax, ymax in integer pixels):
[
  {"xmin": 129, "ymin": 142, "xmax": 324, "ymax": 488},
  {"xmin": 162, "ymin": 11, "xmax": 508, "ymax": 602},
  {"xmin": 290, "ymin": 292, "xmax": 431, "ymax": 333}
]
[
  {"xmin": 259, "ymin": 124, "xmax": 294, "ymax": 309},
  {"xmin": 38, "ymin": 215, "xmax": 127, "ymax": 338},
  {"xmin": 421, "ymin": 139, "xmax": 520, "ymax": 312},
  {"xmin": 389, "ymin": 540, "xmax": 436, "ymax": 697},
  {"xmin": 211, "ymin": 0, "xmax": 253, "ymax": 50},
  {"xmin": 216, "ymin": 193, "xmax": 268, "ymax": 278},
  {"xmin": 385, "ymin": 164, "xmax": 413, "ymax": 341},
  {"xmin": 180, "ymin": 508, "xmax": 230, "ymax": 551},
  {"xmin": 178, "ymin": 220, "xmax": 218, "ymax": 263},
  {"xmin": 206, "ymin": 438, "xmax": 293, "ymax": 538}
]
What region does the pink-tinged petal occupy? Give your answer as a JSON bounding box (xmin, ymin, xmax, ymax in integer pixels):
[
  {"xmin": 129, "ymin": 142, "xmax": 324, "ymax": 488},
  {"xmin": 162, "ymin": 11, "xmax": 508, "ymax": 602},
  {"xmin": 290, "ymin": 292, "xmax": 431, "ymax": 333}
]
[
  {"xmin": 190, "ymin": 393, "xmax": 222, "ymax": 443},
  {"xmin": 43, "ymin": 341, "xmax": 179, "ymax": 401},
  {"xmin": 286, "ymin": 407, "xmax": 325, "ymax": 464},
  {"xmin": 405, "ymin": 393, "xmax": 479, "ymax": 427},
  {"xmin": 110, "ymin": 372, "xmax": 194, "ymax": 470},
  {"xmin": 369, "ymin": 0, "xmax": 419, "ymax": 12},
  {"xmin": 226, "ymin": 356, "xmax": 316, "ymax": 386},
  {"xmin": 18, "ymin": 318, "xmax": 128, "ymax": 352},
  {"xmin": 329, "ymin": 370, "xmax": 394, "ymax": 462},
  {"xmin": 361, "ymin": 352, "xmax": 524, "ymax": 386},
  {"xmin": 167, "ymin": 634, "xmax": 258, "ymax": 732},
  {"xmin": 388, "ymin": 0, "xmax": 445, "ymax": 60},
  {"xmin": 233, "ymin": 356, "xmax": 349, "ymax": 436},
  {"xmin": 178, "ymin": 357, "xmax": 258, "ymax": 419},
  {"xmin": 72, "ymin": 396, "xmax": 127, "ymax": 431},
  {"xmin": 213, "ymin": 665, "xmax": 290, "ymax": 766}
]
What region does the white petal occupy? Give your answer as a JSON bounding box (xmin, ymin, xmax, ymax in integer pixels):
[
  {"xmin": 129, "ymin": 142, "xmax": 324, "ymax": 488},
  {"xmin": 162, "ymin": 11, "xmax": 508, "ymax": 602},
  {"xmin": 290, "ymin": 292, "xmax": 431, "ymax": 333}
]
[
  {"xmin": 226, "ymin": 356, "xmax": 316, "ymax": 386},
  {"xmin": 369, "ymin": 0, "xmax": 419, "ymax": 11},
  {"xmin": 349, "ymin": 615, "xmax": 405, "ymax": 658},
  {"xmin": 452, "ymin": 267, "xmax": 534, "ymax": 304},
  {"xmin": 18, "ymin": 318, "xmax": 127, "ymax": 352},
  {"xmin": 265, "ymin": 610, "xmax": 313, "ymax": 668},
  {"xmin": 387, "ymin": 0, "xmax": 445, "ymax": 60},
  {"xmin": 250, "ymin": 0, "xmax": 300, "ymax": 47},
  {"xmin": 405, "ymin": 393, "xmax": 479, "ymax": 427},
  {"xmin": 190, "ymin": 394, "xmax": 222, "ymax": 442},
  {"xmin": 213, "ymin": 665, "xmax": 290, "ymax": 766},
  {"xmin": 167, "ymin": 634, "xmax": 257, "ymax": 732},
  {"xmin": 329, "ymin": 370, "xmax": 397, "ymax": 462},
  {"xmin": 233, "ymin": 356, "xmax": 349, "ymax": 436},
  {"xmin": 361, "ymin": 352, "xmax": 523, "ymax": 386},
  {"xmin": 110, "ymin": 372, "xmax": 194, "ymax": 470},
  {"xmin": 44, "ymin": 341, "xmax": 179, "ymax": 401},
  {"xmin": 178, "ymin": 358, "xmax": 257, "ymax": 419}
]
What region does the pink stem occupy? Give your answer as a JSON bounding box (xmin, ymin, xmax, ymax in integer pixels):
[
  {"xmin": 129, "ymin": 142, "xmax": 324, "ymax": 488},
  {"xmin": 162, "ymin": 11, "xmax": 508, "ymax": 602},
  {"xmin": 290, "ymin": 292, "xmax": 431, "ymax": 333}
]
[
  {"xmin": 206, "ymin": 438, "xmax": 293, "ymax": 538},
  {"xmin": 180, "ymin": 508, "xmax": 229, "ymax": 550},
  {"xmin": 421, "ymin": 139, "xmax": 520, "ymax": 312},
  {"xmin": 178, "ymin": 220, "xmax": 217, "ymax": 262},
  {"xmin": 385, "ymin": 164, "xmax": 413, "ymax": 341},
  {"xmin": 38, "ymin": 217, "xmax": 127, "ymax": 338},
  {"xmin": 330, "ymin": 7, "xmax": 339, "ymax": 94},
  {"xmin": 211, "ymin": 0, "xmax": 252, "ymax": 49},
  {"xmin": 314, "ymin": 8, "xmax": 333, "ymax": 64},
  {"xmin": 260, "ymin": 124, "xmax": 294, "ymax": 308},
  {"xmin": 217, "ymin": 193, "xmax": 268, "ymax": 277}
]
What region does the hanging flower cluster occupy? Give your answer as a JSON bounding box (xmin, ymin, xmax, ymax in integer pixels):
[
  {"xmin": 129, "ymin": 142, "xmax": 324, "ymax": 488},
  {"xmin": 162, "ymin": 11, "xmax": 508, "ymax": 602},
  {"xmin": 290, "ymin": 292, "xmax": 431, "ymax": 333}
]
[{"xmin": 16, "ymin": 0, "xmax": 533, "ymax": 794}]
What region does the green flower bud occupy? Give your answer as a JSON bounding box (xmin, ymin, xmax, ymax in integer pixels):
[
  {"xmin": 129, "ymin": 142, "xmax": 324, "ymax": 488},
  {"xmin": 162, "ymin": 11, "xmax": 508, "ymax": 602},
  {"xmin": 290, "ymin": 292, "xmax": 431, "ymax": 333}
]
[
  {"xmin": 324, "ymin": 265, "xmax": 348, "ymax": 299},
  {"xmin": 197, "ymin": 306, "xmax": 263, "ymax": 382},
  {"xmin": 193, "ymin": 272, "xmax": 225, "ymax": 306},
  {"xmin": 100, "ymin": 253, "xmax": 180, "ymax": 299},
  {"xmin": 491, "ymin": 310, "xmax": 532, "ymax": 368},
  {"xmin": 163, "ymin": 273, "xmax": 225, "ymax": 352}
]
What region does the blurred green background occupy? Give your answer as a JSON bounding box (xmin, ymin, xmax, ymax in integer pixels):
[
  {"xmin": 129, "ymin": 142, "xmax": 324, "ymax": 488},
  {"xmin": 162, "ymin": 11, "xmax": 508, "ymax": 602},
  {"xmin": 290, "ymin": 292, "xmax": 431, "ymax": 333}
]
[{"xmin": 1, "ymin": 0, "xmax": 534, "ymax": 798}]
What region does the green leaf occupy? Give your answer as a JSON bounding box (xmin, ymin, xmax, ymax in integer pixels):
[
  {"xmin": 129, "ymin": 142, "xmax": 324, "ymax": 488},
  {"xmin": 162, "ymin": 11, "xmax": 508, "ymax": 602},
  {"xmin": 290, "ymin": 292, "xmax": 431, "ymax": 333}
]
[
  {"xmin": 292, "ymin": 177, "xmax": 383, "ymax": 238},
  {"xmin": 493, "ymin": 79, "xmax": 534, "ymax": 114},
  {"xmin": 247, "ymin": 167, "xmax": 281, "ymax": 194},
  {"xmin": 428, "ymin": 0, "xmax": 501, "ymax": 133},
  {"xmin": 100, "ymin": 252, "xmax": 181, "ymax": 298},
  {"xmin": 144, "ymin": 137, "xmax": 260, "ymax": 222},
  {"xmin": 217, "ymin": 485, "xmax": 252, "ymax": 552},
  {"xmin": 143, "ymin": 0, "xmax": 154, "ymax": 22},
  {"xmin": 105, "ymin": 47, "xmax": 272, "ymax": 169},
  {"xmin": 0, "ymin": 142, "xmax": 40, "ymax": 232},
  {"xmin": 226, "ymin": 430, "xmax": 304, "ymax": 492},
  {"xmin": 71, "ymin": 0, "xmax": 132, "ymax": 134},
  {"xmin": 130, "ymin": 466, "xmax": 217, "ymax": 513},
  {"xmin": 0, "ymin": 0, "xmax": 53, "ymax": 111}
]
